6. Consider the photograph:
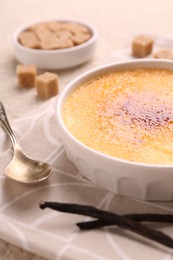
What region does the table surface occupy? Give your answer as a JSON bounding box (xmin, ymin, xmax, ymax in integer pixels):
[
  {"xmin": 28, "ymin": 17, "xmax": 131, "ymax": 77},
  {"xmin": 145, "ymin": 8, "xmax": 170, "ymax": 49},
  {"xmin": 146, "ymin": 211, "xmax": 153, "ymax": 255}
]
[{"xmin": 1, "ymin": 0, "xmax": 173, "ymax": 259}]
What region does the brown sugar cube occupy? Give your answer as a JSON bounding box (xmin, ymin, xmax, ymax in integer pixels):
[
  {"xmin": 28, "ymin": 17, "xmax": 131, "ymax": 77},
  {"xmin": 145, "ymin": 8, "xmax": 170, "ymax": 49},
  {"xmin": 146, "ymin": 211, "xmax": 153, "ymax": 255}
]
[
  {"xmin": 35, "ymin": 72, "xmax": 59, "ymax": 99},
  {"xmin": 47, "ymin": 22, "xmax": 90, "ymax": 34},
  {"xmin": 56, "ymin": 30, "xmax": 72, "ymax": 39},
  {"xmin": 71, "ymin": 32, "xmax": 91, "ymax": 45},
  {"xmin": 30, "ymin": 23, "xmax": 49, "ymax": 38},
  {"xmin": 153, "ymin": 49, "xmax": 173, "ymax": 60},
  {"xmin": 29, "ymin": 23, "xmax": 48, "ymax": 33},
  {"xmin": 62, "ymin": 23, "xmax": 91, "ymax": 34},
  {"xmin": 132, "ymin": 35, "xmax": 153, "ymax": 58},
  {"xmin": 18, "ymin": 31, "xmax": 41, "ymax": 49},
  {"xmin": 45, "ymin": 22, "xmax": 67, "ymax": 32},
  {"xmin": 56, "ymin": 30, "xmax": 74, "ymax": 48},
  {"xmin": 30, "ymin": 24, "xmax": 60, "ymax": 50},
  {"xmin": 37, "ymin": 30, "xmax": 60, "ymax": 50},
  {"xmin": 16, "ymin": 64, "xmax": 37, "ymax": 88},
  {"xmin": 56, "ymin": 37, "xmax": 74, "ymax": 49},
  {"xmin": 40, "ymin": 35, "xmax": 60, "ymax": 50}
]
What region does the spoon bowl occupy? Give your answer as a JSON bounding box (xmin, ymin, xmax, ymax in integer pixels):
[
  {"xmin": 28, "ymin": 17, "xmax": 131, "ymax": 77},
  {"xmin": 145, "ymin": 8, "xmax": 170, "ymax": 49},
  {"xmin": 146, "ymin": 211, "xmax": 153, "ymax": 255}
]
[{"xmin": 0, "ymin": 102, "xmax": 52, "ymax": 183}]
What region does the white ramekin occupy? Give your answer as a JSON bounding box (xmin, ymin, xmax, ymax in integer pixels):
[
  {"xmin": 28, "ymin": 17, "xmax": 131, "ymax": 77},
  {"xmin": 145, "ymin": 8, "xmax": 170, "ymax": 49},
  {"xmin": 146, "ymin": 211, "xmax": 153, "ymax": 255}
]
[
  {"xmin": 56, "ymin": 59, "xmax": 173, "ymax": 201},
  {"xmin": 12, "ymin": 18, "xmax": 98, "ymax": 70}
]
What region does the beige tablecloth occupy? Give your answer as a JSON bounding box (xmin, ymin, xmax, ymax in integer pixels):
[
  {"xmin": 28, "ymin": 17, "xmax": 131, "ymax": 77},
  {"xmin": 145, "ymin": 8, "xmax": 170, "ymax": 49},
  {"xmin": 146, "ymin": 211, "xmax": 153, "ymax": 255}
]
[{"xmin": 2, "ymin": 0, "xmax": 173, "ymax": 259}]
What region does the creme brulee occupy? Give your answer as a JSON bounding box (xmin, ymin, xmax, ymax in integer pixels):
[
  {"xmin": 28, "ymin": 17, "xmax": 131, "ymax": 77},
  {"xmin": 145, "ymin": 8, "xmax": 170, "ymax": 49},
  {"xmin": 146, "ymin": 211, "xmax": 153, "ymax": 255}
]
[{"xmin": 63, "ymin": 69, "xmax": 173, "ymax": 164}]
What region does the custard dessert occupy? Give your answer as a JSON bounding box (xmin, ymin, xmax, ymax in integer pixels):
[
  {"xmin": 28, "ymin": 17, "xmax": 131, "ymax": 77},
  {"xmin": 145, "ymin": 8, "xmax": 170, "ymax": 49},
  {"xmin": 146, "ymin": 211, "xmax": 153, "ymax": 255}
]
[{"xmin": 63, "ymin": 69, "xmax": 173, "ymax": 164}]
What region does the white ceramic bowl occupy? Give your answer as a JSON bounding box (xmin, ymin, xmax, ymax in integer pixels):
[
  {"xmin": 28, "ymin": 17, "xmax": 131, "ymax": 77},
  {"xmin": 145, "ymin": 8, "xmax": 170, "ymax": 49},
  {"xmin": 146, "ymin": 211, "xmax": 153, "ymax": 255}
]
[
  {"xmin": 56, "ymin": 59, "xmax": 173, "ymax": 201},
  {"xmin": 12, "ymin": 19, "xmax": 98, "ymax": 70}
]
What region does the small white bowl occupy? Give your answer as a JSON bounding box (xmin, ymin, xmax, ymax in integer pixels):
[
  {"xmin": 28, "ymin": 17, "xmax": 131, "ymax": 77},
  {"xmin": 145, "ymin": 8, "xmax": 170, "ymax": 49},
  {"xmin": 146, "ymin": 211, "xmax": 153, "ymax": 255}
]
[
  {"xmin": 56, "ymin": 59, "xmax": 173, "ymax": 201},
  {"xmin": 12, "ymin": 19, "xmax": 98, "ymax": 70}
]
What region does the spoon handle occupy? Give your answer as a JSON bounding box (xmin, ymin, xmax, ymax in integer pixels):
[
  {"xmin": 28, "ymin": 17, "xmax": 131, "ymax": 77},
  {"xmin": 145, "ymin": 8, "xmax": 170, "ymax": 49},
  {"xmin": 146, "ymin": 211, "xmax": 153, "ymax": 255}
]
[{"xmin": 0, "ymin": 102, "xmax": 18, "ymax": 147}]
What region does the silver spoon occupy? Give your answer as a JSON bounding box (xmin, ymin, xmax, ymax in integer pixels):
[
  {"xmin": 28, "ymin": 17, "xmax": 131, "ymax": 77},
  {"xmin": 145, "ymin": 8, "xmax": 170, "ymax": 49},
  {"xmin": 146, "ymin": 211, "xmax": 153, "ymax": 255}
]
[{"xmin": 0, "ymin": 102, "xmax": 52, "ymax": 183}]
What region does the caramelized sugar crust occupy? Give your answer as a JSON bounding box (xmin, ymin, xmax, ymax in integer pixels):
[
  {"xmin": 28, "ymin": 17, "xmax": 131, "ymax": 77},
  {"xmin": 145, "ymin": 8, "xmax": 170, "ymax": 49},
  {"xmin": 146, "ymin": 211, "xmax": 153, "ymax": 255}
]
[{"xmin": 63, "ymin": 69, "xmax": 173, "ymax": 164}]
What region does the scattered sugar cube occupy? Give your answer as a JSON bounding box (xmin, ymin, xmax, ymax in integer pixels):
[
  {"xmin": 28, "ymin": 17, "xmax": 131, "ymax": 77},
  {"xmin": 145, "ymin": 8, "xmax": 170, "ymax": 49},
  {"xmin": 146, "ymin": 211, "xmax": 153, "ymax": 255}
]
[
  {"xmin": 153, "ymin": 49, "xmax": 173, "ymax": 60},
  {"xmin": 132, "ymin": 35, "xmax": 153, "ymax": 58},
  {"xmin": 35, "ymin": 72, "xmax": 59, "ymax": 99},
  {"xmin": 16, "ymin": 64, "xmax": 37, "ymax": 88}
]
